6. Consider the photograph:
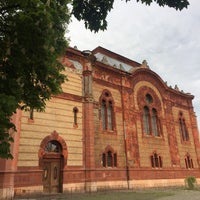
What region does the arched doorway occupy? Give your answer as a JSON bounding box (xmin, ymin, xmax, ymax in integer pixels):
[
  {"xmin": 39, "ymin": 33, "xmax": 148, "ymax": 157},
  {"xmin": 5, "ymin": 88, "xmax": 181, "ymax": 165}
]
[
  {"xmin": 43, "ymin": 140, "xmax": 62, "ymax": 193},
  {"xmin": 38, "ymin": 131, "xmax": 68, "ymax": 193}
]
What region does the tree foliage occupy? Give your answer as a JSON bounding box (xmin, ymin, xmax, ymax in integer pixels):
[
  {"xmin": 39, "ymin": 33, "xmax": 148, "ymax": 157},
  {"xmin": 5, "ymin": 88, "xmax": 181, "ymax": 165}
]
[
  {"xmin": 72, "ymin": 0, "xmax": 190, "ymax": 32},
  {"xmin": 0, "ymin": 0, "xmax": 189, "ymax": 159},
  {"xmin": 0, "ymin": 0, "xmax": 70, "ymax": 158}
]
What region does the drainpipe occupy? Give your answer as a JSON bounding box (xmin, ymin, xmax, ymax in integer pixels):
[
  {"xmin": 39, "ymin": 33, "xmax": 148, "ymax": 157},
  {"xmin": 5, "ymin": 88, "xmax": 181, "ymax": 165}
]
[{"xmin": 120, "ymin": 72, "xmax": 130, "ymax": 189}]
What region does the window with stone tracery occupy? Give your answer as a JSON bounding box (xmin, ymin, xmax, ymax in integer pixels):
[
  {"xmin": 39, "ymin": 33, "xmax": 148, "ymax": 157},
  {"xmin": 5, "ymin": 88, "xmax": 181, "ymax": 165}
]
[
  {"xmin": 143, "ymin": 94, "xmax": 160, "ymax": 136},
  {"xmin": 185, "ymin": 153, "xmax": 194, "ymax": 169},
  {"xmin": 100, "ymin": 90, "xmax": 115, "ymax": 132},
  {"xmin": 150, "ymin": 152, "xmax": 162, "ymax": 168},
  {"xmin": 102, "ymin": 147, "xmax": 117, "ymax": 168}
]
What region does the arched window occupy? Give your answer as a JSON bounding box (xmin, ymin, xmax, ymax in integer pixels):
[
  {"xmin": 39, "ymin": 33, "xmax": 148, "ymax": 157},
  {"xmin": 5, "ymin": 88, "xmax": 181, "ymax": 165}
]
[
  {"xmin": 185, "ymin": 154, "xmax": 194, "ymax": 169},
  {"xmin": 107, "ymin": 151, "xmax": 113, "ymax": 167},
  {"xmin": 100, "ymin": 91, "xmax": 115, "ymax": 131},
  {"xmin": 146, "ymin": 93, "xmax": 153, "ymax": 104},
  {"xmin": 101, "ymin": 100, "xmax": 106, "ymax": 130},
  {"xmin": 143, "ymin": 106, "xmax": 150, "ymax": 135},
  {"xmin": 107, "ymin": 101, "xmax": 113, "ymax": 130},
  {"xmin": 152, "ymin": 108, "xmax": 159, "ymax": 136},
  {"xmin": 150, "ymin": 152, "xmax": 162, "ymax": 168},
  {"xmin": 179, "ymin": 112, "xmax": 189, "ymax": 141},
  {"xmin": 102, "ymin": 147, "xmax": 117, "ymax": 168},
  {"xmin": 143, "ymin": 94, "xmax": 161, "ymax": 136}
]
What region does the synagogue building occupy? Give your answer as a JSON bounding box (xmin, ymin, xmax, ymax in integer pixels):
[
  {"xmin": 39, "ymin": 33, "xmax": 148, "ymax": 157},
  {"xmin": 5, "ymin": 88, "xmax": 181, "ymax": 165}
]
[{"xmin": 1, "ymin": 46, "xmax": 200, "ymax": 199}]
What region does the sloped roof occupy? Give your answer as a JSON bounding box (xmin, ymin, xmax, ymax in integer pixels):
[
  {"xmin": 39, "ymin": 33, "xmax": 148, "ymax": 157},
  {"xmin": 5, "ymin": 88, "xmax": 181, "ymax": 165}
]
[{"xmin": 92, "ymin": 46, "xmax": 141, "ymax": 73}]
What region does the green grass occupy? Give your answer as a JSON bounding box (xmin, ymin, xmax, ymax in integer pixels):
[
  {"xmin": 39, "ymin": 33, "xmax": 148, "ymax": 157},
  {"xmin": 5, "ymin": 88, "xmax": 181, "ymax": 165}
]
[{"xmin": 57, "ymin": 190, "xmax": 174, "ymax": 200}]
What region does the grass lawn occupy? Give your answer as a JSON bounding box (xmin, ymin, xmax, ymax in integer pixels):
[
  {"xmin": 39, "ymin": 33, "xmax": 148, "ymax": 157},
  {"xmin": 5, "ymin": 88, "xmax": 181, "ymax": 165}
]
[{"xmin": 56, "ymin": 190, "xmax": 174, "ymax": 200}]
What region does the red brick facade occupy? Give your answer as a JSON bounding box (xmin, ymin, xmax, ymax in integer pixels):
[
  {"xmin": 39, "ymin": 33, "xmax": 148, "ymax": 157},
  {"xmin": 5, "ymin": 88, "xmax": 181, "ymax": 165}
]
[{"xmin": 1, "ymin": 46, "xmax": 200, "ymax": 199}]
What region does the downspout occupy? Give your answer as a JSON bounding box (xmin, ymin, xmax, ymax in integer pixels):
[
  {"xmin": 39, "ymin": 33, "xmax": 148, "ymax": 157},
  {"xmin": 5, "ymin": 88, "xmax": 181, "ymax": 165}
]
[{"xmin": 120, "ymin": 72, "xmax": 130, "ymax": 189}]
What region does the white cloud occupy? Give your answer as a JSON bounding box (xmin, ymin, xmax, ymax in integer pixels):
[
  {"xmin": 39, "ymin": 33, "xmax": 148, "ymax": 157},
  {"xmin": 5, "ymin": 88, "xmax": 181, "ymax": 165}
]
[{"xmin": 67, "ymin": 0, "xmax": 200, "ymax": 129}]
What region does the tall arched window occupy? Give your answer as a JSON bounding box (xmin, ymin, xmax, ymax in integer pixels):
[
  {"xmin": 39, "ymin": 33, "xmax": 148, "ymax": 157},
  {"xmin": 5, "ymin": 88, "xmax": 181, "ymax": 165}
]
[
  {"xmin": 152, "ymin": 108, "xmax": 159, "ymax": 136},
  {"xmin": 179, "ymin": 112, "xmax": 189, "ymax": 141},
  {"xmin": 142, "ymin": 94, "xmax": 161, "ymax": 136},
  {"xmin": 100, "ymin": 91, "xmax": 115, "ymax": 131},
  {"xmin": 107, "ymin": 101, "xmax": 113, "ymax": 130}
]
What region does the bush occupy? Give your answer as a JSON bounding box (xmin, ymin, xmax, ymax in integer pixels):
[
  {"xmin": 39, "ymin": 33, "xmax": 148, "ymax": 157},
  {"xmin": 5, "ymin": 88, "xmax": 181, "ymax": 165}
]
[{"xmin": 185, "ymin": 176, "xmax": 196, "ymax": 190}]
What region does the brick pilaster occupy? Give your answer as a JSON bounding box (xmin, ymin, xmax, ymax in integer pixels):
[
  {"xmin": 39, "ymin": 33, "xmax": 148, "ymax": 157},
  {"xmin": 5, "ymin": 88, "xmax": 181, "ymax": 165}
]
[{"xmin": 82, "ymin": 58, "xmax": 96, "ymax": 191}]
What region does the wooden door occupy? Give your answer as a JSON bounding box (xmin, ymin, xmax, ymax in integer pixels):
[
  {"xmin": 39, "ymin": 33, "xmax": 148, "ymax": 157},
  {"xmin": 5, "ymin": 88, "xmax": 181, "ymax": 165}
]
[{"xmin": 43, "ymin": 159, "xmax": 61, "ymax": 193}]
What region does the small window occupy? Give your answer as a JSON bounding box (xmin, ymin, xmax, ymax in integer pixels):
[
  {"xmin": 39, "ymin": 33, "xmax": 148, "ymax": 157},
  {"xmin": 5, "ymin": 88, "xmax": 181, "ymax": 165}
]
[
  {"xmin": 151, "ymin": 153, "xmax": 162, "ymax": 168},
  {"xmin": 185, "ymin": 154, "xmax": 194, "ymax": 169},
  {"xmin": 107, "ymin": 151, "xmax": 113, "ymax": 167},
  {"xmin": 29, "ymin": 108, "xmax": 34, "ymax": 120},
  {"xmin": 102, "ymin": 153, "xmax": 106, "ymax": 167},
  {"xmin": 102, "ymin": 148, "xmax": 117, "ymax": 168},
  {"xmin": 145, "ymin": 94, "xmax": 153, "ymax": 104},
  {"xmin": 73, "ymin": 107, "xmax": 79, "ymax": 127}
]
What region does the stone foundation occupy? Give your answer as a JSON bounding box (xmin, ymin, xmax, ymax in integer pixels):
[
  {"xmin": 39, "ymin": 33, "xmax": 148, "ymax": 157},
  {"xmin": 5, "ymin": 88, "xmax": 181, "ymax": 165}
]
[{"xmin": 0, "ymin": 187, "xmax": 14, "ymax": 200}]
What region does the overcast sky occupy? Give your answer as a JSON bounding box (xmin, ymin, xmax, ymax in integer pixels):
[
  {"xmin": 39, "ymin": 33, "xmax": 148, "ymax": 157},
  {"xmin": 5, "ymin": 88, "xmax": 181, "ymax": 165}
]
[{"xmin": 68, "ymin": 0, "xmax": 200, "ymax": 129}]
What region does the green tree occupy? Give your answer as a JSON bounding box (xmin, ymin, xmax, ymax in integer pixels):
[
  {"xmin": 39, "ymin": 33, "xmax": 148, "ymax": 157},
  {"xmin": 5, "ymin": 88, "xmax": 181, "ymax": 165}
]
[
  {"xmin": 0, "ymin": 0, "xmax": 70, "ymax": 158},
  {"xmin": 0, "ymin": 0, "xmax": 189, "ymax": 159},
  {"xmin": 72, "ymin": 0, "xmax": 190, "ymax": 32}
]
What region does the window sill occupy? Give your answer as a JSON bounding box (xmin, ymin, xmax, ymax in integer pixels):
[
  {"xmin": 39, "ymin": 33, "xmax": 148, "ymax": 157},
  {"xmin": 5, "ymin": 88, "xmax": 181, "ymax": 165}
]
[
  {"xmin": 73, "ymin": 123, "xmax": 78, "ymax": 128},
  {"xmin": 181, "ymin": 140, "xmax": 191, "ymax": 145},
  {"xmin": 28, "ymin": 118, "xmax": 34, "ymax": 123},
  {"xmin": 152, "ymin": 167, "xmax": 163, "ymax": 170},
  {"xmin": 101, "ymin": 130, "xmax": 117, "ymax": 135},
  {"xmin": 143, "ymin": 133, "xmax": 163, "ymax": 139}
]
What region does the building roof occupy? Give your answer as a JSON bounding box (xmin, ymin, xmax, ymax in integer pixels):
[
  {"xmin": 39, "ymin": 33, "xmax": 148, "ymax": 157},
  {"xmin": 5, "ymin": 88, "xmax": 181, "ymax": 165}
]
[{"xmin": 92, "ymin": 46, "xmax": 141, "ymax": 73}]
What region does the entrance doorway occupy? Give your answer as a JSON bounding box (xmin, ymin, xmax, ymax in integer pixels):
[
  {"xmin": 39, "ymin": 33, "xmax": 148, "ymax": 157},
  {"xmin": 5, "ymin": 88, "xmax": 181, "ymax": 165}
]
[{"xmin": 42, "ymin": 140, "xmax": 63, "ymax": 193}]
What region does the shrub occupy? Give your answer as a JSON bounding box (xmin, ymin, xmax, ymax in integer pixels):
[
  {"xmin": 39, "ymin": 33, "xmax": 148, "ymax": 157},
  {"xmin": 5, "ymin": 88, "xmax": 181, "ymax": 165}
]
[{"xmin": 185, "ymin": 176, "xmax": 196, "ymax": 190}]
